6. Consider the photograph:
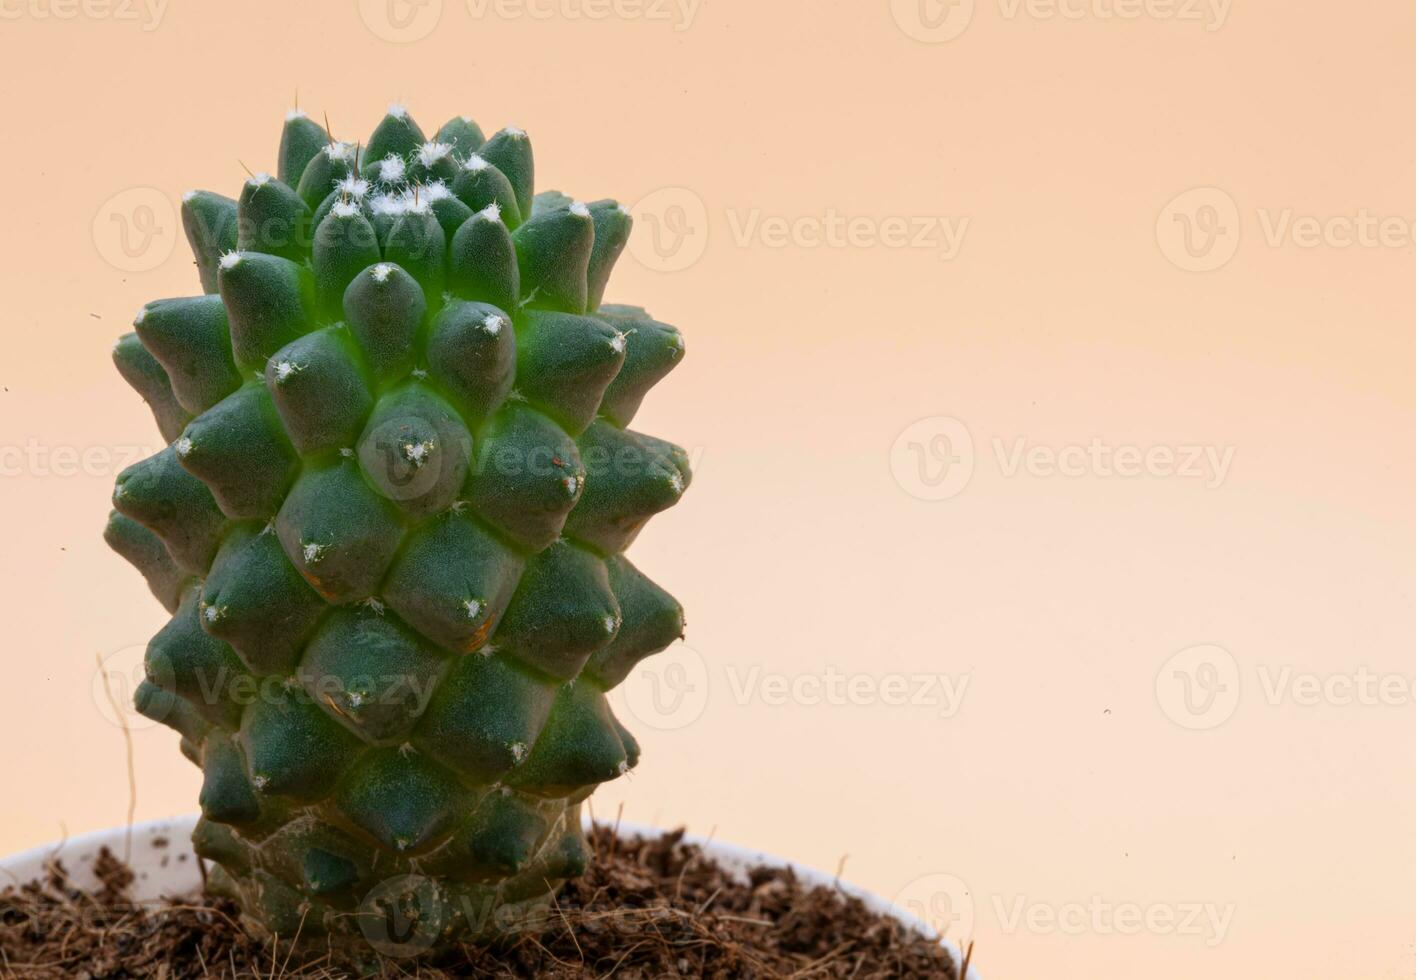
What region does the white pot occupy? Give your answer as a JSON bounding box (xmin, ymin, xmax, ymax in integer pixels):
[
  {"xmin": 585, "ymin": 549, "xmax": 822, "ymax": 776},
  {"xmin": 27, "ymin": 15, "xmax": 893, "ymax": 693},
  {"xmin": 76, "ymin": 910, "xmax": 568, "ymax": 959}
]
[{"xmin": 1, "ymin": 816, "xmax": 980, "ymax": 979}]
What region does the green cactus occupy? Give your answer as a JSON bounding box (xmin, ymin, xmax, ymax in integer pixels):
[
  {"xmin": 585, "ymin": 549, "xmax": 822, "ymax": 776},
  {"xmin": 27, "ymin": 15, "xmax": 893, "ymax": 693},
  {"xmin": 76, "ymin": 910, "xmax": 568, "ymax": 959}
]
[{"xmin": 107, "ymin": 105, "xmax": 689, "ymax": 954}]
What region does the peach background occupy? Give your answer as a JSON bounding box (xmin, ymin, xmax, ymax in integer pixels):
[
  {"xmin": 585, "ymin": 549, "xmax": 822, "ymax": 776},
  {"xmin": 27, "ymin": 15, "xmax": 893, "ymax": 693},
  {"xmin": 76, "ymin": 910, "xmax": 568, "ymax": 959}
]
[{"xmin": 3, "ymin": 2, "xmax": 1416, "ymax": 977}]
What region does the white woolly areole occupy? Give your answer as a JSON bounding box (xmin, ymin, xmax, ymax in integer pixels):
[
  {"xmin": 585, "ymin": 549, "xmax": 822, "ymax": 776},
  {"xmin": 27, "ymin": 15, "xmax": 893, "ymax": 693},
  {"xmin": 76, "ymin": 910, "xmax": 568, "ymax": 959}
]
[
  {"xmin": 336, "ymin": 176, "xmax": 371, "ymax": 198},
  {"xmin": 569, "ymin": 200, "xmax": 591, "ymax": 218},
  {"xmin": 330, "ymin": 200, "xmax": 361, "ymax": 218},
  {"xmin": 272, "ymin": 360, "xmax": 301, "ymax": 382},
  {"xmin": 324, "ymin": 141, "xmax": 356, "ymax": 161},
  {"xmin": 477, "ymin": 201, "xmax": 503, "ymax": 223},
  {"xmin": 285, "ymin": 108, "xmax": 307, "ymax": 121},
  {"xmin": 369, "ymin": 193, "xmax": 405, "ymax": 216},
  {"xmin": 668, "ymin": 470, "xmax": 686, "ymax": 494},
  {"xmin": 404, "ymin": 439, "xmax": 434, "ymax": 465},
  {"xmin": 134, "ymin": 306, "xmax": 148, "ymax": 326},
  {"xmin": 616, "ymin": 202, "xmax": 631, "ymax": 216},
  {"xmin": 378, "ymin": 189, "xmax": 434, "ymax": 215},
  {"xmin": 463, "ymin": 598, "xmax": 483, "ymax": 620},
  {"xmin": 181, "ymin": 190, "xmax": 198, "ymax": 204},
  {"xmin": 376, "ymin": 155, "xmax": 406, "ymax": 183},
  {"xmin": 202, "ymin": 604, "xmax": 225, "ymax": 623},
  {"xmin": 503, "ymin": 125, "xmax": 526, "ymax": 138},
  {"xmin": 482, "ymin": 314, "xmax": 504, "ymax": 335},
  {"xmin": 249, "ymin": 172, "xmax": 272, "ymax": 187},
  {"xmin": 387, "ymin": 102, "xmax": 408, "ymax": 119},
  {"xmin": 302, "ymin": 542, "xmax": 325, "ymax": 563},
  {"xmin": 422, "ymin": 180, "xmax": 452, "ymax": 202},
  {"xmin": 174, "ymin": 437, "xmax": 193, "ymax": 457},
  {"xmin": 609, "ymin": 330, "xmax": 628, "ymax": 353},
  {"xmin": 372, "ymin": 263, "xmax": 394, "ymax": 283},
  {"xmin": 463, "ymin": 154, "xmax": 490, "ymax": 172},
  {"xmin": 418, "ymin": 141, "xmax": 452, "ymax": 167},
  {"xmin": 219, "ymin": 251, "xmax": 243, "ymax": 270}
]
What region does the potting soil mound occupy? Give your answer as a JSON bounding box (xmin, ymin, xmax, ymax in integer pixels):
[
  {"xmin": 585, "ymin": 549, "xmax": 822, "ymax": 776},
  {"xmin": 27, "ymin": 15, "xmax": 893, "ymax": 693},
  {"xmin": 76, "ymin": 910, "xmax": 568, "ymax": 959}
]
[{"xmin": 0, "ymin": 824, "xmax": 962, "ymax": 978}]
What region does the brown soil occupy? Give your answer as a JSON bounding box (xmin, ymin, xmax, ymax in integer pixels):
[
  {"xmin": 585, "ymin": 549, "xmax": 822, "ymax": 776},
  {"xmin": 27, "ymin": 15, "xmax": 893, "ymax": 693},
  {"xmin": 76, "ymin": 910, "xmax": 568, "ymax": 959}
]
[{"xmin": 0, "ymin": 824, "xmax": 964, "ymax": 978}]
